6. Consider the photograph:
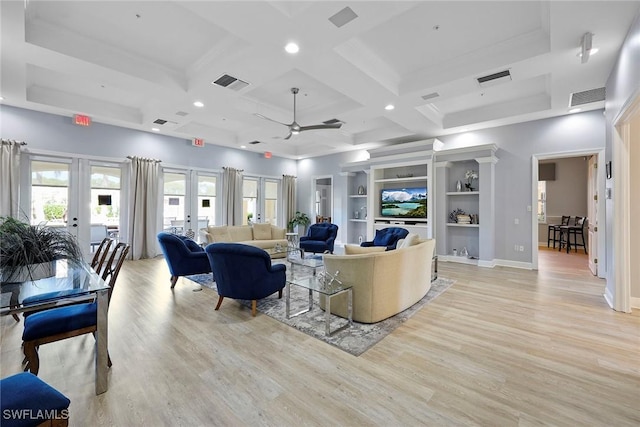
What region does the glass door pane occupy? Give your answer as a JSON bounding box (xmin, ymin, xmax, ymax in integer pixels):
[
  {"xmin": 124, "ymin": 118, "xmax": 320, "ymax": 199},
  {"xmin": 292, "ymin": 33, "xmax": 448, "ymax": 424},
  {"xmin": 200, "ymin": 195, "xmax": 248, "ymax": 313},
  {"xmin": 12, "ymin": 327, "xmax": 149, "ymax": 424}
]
[
  {"xmin": 30, "ymin": 160, "xmax": 70, "ymax": 230},
  {"xmin": 242, "ymin": 178, "xmax": 258, "ymax": 225},
  {"xmin": 163, "ymin": 172, "xmax": 186, "ymax": 233},
  {"xmin": 90, "ymin": 165, "xmax": 121, "ymax": 244},
  {"xmin": 264, "ymin": 180, "xmax": 278, "ymax": 224},
  {"xmin": 197, "ymin": 174, "xmax": 216, "ymax": 235}
]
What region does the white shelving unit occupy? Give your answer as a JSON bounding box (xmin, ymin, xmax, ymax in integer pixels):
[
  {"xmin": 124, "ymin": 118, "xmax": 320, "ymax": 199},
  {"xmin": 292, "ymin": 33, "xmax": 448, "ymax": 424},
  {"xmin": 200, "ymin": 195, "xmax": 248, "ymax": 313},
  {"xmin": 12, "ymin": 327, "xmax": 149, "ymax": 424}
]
[
  {"xmin": 434, "ymin": 144, "xmax": 498, "ymax": 267},
  {"xmin": 345, "ymin": 171, "xmax": 369, "ymax": 244}
]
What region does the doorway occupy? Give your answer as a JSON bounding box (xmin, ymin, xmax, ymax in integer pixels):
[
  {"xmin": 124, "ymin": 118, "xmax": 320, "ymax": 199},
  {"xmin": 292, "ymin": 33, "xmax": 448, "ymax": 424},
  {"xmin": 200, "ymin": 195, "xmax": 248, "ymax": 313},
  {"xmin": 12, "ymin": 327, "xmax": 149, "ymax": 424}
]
[
  {"xmin": 313, "ymin": 176, "xmax": 333, "ymax": 223},
  {"xmin": 531, "ymin": 150, "xmax": 605, "ymax": 278}
]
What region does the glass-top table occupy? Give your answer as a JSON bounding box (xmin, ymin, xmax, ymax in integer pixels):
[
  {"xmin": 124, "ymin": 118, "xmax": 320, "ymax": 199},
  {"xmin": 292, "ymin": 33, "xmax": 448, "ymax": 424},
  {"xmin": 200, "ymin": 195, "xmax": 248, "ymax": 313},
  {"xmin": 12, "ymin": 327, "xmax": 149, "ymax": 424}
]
[
  {"xmin": 0, "ymin": 259, "xmax": 111, "ymax": 395},
  {"xmin": 286, "ymin": 276, "xmax": 352, "ymax": 336}
]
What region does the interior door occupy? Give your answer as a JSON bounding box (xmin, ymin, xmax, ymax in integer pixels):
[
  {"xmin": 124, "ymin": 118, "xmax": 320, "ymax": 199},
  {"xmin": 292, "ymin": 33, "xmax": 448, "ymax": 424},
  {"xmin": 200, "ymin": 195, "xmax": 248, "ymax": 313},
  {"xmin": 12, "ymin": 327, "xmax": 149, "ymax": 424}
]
[{"xmin": 587, "ymin": 155, "xmax": 598, "ymax": 275}]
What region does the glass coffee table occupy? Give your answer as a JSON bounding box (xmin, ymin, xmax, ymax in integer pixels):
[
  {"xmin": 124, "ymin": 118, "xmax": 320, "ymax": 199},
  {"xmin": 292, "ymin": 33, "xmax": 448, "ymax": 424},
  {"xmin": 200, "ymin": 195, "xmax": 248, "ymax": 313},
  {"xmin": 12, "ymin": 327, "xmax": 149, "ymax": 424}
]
[
  {"xmin": 286, "ymin": 276, "xmax": 352, "ymax": 336},
  {"xmin": 288, "ymin": 255, "xmax": 324, "ymax": 278}
]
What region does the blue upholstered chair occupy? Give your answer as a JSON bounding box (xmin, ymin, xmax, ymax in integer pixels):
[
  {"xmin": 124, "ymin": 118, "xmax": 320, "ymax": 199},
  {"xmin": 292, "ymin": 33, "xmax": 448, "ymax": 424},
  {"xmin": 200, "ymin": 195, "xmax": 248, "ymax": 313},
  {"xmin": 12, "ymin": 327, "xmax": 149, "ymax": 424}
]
[
  {"xmin": 1, "ymin": 372, "xmax": 70, "ymax": 427},
  {"xmin": 299, "ymin": 223, "xmax": 339, "ymax": 254},
  {"xmin": 361, "ymin": 227, "xmax": 409, "ymax": 251},
  {"xmin": 205, "ymin": 243, "xmax": 286, "ymax": 317},
  {"xmin": 157, "ymin": 232, "xmax": 211, "ymax": 288},
  {"xmin": 22, "ymin": 243, "xmax": 130, "ymax": 376}
]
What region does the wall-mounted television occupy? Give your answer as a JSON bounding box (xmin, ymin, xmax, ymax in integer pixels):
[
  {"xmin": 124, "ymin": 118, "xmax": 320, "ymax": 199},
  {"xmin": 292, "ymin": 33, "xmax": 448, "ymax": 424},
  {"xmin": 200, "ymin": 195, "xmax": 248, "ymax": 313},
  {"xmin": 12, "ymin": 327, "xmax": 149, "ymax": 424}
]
[{"xmin": 381, "ymin": 187, "xmax": 427, "ymax": 218}]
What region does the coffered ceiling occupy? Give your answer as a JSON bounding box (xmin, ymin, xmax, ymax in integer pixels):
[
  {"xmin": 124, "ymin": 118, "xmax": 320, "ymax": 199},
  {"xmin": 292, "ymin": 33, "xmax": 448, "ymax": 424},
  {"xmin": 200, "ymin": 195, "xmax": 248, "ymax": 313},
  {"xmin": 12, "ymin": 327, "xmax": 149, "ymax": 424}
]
[{"xmin": 1, "ymin": 1, "xmax": 638, "ymax": 159}]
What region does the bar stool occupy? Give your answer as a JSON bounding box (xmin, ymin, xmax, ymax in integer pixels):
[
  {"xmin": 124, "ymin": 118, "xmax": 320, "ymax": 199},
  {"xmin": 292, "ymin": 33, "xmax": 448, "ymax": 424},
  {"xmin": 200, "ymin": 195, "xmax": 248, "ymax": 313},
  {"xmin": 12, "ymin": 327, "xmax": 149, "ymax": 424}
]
[
  {"xmin": 547, "ymin": 215, "xmax": 570, "ymax": 248},
  {"xmin": 0, "ymin": 372, "xmax": 70, "ymax": 426}
]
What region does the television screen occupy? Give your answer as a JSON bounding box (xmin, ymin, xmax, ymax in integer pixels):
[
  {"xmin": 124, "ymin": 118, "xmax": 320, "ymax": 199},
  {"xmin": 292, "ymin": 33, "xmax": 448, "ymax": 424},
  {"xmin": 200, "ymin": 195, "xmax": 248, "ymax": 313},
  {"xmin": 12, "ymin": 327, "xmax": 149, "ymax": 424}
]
[{"xmin": 381, "ymin": 187, "xmax": 427, "ymax": 218}]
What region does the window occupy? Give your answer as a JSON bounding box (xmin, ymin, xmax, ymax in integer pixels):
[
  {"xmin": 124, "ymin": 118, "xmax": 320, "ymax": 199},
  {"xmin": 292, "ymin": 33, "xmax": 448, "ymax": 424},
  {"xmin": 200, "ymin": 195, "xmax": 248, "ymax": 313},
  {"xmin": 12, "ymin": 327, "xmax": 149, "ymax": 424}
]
[
  {"xmin": 197, "ymin": 175, "xmax": 216, "ymax": 228},
  {"xmin": 30, "ymin": 161, "xmax": 69, "ymax": 225},
  {"xmin": 537, "ymin": 181, "xmax": 547, "ymax": 223},
  {"xmin": 91, "ymin": 166, "xmax": 121, "ymax": 228},
  {"xmin": 242, "ymin": 178, "xmax": 258, "ymax": 225},
  {"xmin": 264, "ymin": 180, "xmax": 278, "ymax": 224},
  {"xmin": 163, "ymin": 172, "xmax": 186, "ymax": 232}
]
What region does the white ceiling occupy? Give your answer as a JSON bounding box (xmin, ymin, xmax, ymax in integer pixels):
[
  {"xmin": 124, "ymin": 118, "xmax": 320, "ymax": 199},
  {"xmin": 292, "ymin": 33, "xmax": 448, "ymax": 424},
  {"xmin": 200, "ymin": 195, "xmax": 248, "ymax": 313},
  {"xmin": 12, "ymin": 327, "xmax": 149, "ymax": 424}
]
[{"xmin": 1, "ymin": 1, "xmax": 638, "ymax": 159}]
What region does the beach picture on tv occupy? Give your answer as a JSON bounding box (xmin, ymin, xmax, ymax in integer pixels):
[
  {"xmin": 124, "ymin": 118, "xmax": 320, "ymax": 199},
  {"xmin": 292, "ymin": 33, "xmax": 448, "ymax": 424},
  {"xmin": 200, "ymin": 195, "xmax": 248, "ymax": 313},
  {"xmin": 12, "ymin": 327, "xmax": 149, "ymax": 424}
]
[{"xmin": 381, "ymin": 187, "xmax": 427, "ymax": 218}]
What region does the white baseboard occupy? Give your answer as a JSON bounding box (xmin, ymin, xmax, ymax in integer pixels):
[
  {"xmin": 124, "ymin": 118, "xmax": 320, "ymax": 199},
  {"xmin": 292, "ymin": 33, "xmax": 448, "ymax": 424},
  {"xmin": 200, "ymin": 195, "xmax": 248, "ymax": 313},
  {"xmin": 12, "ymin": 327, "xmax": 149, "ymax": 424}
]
[
  {"xmin": 477, "ymin": 259, "xmax": 496, "ymax": 268},
  {"xmin": 603, "ymin": 287, "xmax": 614, "ymax": 309},
  {"xmin": 493, "ymin": 259, "xmax": 534, "ymax": 270},
  {"xmin": 630, "ymin": 297, "xmax": 640, "ymax": 309}
]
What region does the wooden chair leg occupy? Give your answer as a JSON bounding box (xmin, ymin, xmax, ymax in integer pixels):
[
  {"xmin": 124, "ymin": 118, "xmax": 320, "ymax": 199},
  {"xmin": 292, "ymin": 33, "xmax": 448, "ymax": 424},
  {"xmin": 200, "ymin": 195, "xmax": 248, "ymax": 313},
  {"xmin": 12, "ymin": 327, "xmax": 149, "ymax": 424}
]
[
  {"xmin": 251, "ymin": 300, "xmax": 257, "ymax": 317},
  {"xmin": 170, "ymin": 276, "xmax": 179, "ymax": 288},
  {"xmin": 23, "ymin": 341, "xmax": 40, "ymax": 375},
  {"xmin": 215, "ymin": 296, "xmax": 224, "ymax": 311}
]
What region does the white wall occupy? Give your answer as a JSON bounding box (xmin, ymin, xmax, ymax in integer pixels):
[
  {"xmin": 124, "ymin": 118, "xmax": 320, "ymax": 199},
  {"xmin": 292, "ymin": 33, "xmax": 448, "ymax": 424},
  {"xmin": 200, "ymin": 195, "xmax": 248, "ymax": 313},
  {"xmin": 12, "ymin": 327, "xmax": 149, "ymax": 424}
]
[{"xmin": 605, "ymin": 12, "xmax": 640, "ymax": 307}]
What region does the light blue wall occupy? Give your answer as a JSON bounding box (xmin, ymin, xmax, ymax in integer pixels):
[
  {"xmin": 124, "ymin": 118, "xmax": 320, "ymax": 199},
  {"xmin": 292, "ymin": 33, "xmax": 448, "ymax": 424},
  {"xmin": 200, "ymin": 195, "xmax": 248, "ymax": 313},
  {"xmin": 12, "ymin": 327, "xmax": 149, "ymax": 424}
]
[
  {"xmin": 0, "ymin": 105, "xmax": 297, "ymax": 176},
  {"xmin": 605, "ymin": 12, "xmax": 640, "ymax": 303}
]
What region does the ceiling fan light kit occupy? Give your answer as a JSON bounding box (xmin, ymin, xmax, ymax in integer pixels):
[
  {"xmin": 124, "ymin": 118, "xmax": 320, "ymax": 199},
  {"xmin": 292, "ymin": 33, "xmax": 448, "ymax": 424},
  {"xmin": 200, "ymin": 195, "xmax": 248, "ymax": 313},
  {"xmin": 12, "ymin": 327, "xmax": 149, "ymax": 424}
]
[{"xmin": 255, "ymin": 87, "xmax": 342, "ymax": 140}]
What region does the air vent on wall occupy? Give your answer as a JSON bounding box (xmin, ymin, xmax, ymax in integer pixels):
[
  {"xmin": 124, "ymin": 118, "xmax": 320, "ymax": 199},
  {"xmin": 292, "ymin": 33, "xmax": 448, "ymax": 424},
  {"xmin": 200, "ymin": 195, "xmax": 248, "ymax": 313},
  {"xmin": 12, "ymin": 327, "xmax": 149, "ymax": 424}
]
[
  {"xmin": 248, "ymin": 140, "xmax": 261, "ymax": 145},
  {"xmin": 421, "ymin": 92, "xmax": 440, "ymax": 101},
  {"xmin": 329, "ymin": 6, "xmax": 358, "ymax": 28},
  {"xmin": 212, "ymin": 74, "xmax": 250, "ymax": 92},
  {"xmin": 477, "ymin": 70, "xmax": 511, "ymax": 88},
  {"xmin": 570, "ymin": 87, "xmax": 605, "ymax": 107}
]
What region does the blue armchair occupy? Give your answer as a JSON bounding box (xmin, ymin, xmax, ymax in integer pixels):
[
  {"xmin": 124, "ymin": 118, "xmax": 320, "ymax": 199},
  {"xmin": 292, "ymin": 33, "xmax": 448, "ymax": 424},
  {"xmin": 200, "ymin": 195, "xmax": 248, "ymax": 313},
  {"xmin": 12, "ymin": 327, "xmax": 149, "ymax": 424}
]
[
  {"xmin": 361, "ymin": 227, "xmax": 409, "ymax": 250},
  {"xmin": 299, "ymin": 223, "xmax": 339, "ymax": 254},
  {"xmin": 158, "ymin": 232, "xmax": 211, "ymax": 288},
  {"xmin": 205, "ymin": 243, "xmax": 286, "ymax": 317}
]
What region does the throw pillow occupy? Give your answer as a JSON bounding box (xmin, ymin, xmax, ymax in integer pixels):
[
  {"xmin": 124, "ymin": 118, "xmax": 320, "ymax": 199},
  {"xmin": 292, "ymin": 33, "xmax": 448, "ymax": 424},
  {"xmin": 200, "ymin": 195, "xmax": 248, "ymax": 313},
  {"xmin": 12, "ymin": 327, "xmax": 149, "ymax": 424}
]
[
  {"xmin": 344, "ymin": 245, "xmax": 386, "ymax": 255},
  {"xmin": 398, "ymin": 233, "xmax": 420, "ymax": 248},
  {"xmin": 253, "ymin": 223, "xmax": 272, "ymax": 240},
  {"xmin": 208, "ymin": 226, "xmax": 232, "ymax": 243}
]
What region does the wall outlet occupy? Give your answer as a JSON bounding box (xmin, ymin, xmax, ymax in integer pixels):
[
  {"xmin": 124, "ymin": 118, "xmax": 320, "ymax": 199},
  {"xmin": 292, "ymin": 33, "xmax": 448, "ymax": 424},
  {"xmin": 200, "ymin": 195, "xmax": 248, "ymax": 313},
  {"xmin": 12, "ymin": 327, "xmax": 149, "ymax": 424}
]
[
  {"xmin": 519, "ymin": 245, "xmax": 524, "ymax": 252},
  {"xmin": 514, "ymin": 244, "xmax": 519, "ymax": 251}
]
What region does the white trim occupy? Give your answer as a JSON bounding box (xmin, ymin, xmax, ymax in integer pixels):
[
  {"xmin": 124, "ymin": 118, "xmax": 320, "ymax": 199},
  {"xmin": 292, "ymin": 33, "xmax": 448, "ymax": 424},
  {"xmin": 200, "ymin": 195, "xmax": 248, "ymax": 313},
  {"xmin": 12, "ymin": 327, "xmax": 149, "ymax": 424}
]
[
  {"xmin": 475, "ymin": 155, "xmax": 499, "ymax": 164},
  {"xmin": 478, "ymin": 259, "xmax": 497, "ymax": 268},
  {"xmin": 604, "ymin": 287, "xmax": 615, "ymax": 310},
  {"xmin": 367, "ymin": 139, "xmax": 440, "ymax": 155},
  {"xmin": 630, "ymin": 297, "xmax": 640, "ymax": 309},
  {"xmin": 434, "ymin": 161, "xmax": 453, "ymax": 168},
  {"xmin": 434, "ymin": 143, "xmax": 498, "ymax": 156},
  {"xmin": 25, "ymin": 147, "xmax": 123, "ymax": 163},
  {"xmin": 493, "ymin": 259, "xmax": 533, "ymax": 270}
]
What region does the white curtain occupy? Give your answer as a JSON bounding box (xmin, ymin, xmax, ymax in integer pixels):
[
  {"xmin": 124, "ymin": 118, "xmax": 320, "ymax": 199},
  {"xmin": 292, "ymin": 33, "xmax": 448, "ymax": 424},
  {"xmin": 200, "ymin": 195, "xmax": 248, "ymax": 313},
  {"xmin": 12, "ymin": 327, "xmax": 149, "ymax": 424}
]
[
  {"xmin": 222, "ymin": 167, "xmax": 243, "ymax": 226},
  {"xmin": 283, "ymin": 174, "xmax": 297, "ymax": 230},
  {"xmin": 0, "ymin": 139, "xmax": 23, "ymax": 218},
  {"xmin": 127, "ymin": 156, "xmax": 161, "ymax": 260}
]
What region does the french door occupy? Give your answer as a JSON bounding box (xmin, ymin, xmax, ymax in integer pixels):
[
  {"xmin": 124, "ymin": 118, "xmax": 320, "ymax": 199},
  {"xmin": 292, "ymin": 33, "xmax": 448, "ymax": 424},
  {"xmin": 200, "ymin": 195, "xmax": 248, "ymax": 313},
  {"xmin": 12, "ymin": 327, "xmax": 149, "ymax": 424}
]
[
  {"xmin": 242, "ymin": 177, "xmax": 280, "ymax": 226},
  {"xmin": 25, "ymin": 155, "xmax": 123, "ymax": 259},
  {"xmin": 162, "ymin": 169, "xmax": 219, "ymax": 242}
]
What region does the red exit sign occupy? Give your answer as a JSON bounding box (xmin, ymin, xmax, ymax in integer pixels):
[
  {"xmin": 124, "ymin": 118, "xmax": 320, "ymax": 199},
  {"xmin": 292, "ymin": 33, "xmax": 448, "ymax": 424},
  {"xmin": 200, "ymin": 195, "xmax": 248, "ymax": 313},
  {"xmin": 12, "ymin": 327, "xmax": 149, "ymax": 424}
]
[
  {"xmin": 73, "ymin": 114, "xmax": 91, "ymax": 126},
  {"xmin": 192, "ymin": 138, "xmax": 205, "ymax": 147}
]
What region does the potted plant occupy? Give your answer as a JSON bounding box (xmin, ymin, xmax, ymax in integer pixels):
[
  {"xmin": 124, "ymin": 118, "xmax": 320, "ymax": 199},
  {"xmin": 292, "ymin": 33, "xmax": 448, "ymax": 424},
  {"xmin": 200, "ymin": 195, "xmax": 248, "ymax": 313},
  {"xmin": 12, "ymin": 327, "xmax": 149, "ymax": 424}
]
[
  {"xmin": 288, "ymin": 211, "xmax": 311, "ymax": 235},
  {"xmin": 0, "ymin": 216, "xmax": 84, "ymax": 283}
]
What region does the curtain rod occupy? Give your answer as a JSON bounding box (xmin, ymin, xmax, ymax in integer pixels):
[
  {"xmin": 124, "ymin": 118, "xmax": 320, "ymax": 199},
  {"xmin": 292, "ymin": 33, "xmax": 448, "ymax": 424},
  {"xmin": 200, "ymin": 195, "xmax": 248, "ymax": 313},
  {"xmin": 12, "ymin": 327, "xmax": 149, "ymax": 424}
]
[
  {"xmin": 1, "ymin": 139, "xmax": 27, "ymax": 145},
  {"xmin": 223, "ymin": 166, "xmax": 244, "ymax": 172},
  {"xmin": 283, "ymin": 174, "xmax": 297, "ymax": 178},
  {"xmin": 126, "ymin": 155, "xmax": 161, "ymax": 162}
]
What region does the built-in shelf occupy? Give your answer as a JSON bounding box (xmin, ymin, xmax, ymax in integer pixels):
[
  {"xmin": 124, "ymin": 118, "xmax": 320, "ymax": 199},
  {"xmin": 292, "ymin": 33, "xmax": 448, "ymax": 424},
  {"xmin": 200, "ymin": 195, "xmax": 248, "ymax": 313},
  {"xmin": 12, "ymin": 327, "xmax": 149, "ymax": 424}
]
[
  {"xmin": 374, "ymin": 175, "xmax": 428, "ymax": 183},
  {"xmin": 374, "ymin": 217, "xmax": 428, "ymax": 224},
  {"xmin": 446, "ymin": 191, "xmax": 479, "ymax": 196},
  {"xmin": 348, "ymin": 194, "xmax": 368, "ymax": 198},
  {"xmin": 349, "ymin": 219, "xmax": 367, "ymax": 223},
  {"xmin": 446, "ymin": 223, "xmax": 480, "ymax": 228}
]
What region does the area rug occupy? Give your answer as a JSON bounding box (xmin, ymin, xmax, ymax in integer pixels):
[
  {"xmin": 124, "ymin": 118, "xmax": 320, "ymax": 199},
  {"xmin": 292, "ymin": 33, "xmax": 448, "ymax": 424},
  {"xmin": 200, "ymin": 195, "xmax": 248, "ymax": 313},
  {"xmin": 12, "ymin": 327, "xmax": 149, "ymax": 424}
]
[{"xmin": 185, "ymin": 272, "xmax": 454, "ymax": 356}]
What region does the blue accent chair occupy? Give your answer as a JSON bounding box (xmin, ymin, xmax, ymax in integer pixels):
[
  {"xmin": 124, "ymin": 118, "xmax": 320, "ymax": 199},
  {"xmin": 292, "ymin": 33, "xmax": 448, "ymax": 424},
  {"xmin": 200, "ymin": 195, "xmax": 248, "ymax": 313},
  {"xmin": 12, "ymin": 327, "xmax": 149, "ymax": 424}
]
[
  {"xmin": 205, "ymin": 243, "xmax": 286, "ymax": 317},
  {"xmin": 299, "ymin": 223, "xmax": 339, "ymax": 254},
  {"xmin": 361, "ymin": 227, "xmax": 409, "ymax": 251},
  {"xmin": 157, "ymin": 232, "xmax": 211, "ymax": 288},
  {"xmin": 1, "ymin": 372, "xmax": 70, "ymax": 427}
]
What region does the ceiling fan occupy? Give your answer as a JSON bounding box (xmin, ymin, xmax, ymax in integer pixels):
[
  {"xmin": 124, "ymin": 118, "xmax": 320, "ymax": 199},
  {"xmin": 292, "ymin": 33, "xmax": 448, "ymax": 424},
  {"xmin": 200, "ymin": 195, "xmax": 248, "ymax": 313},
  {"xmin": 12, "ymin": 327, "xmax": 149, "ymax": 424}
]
[{"xmin": 255, "ymin": 87, "xmax": 342, "ymax": 140}]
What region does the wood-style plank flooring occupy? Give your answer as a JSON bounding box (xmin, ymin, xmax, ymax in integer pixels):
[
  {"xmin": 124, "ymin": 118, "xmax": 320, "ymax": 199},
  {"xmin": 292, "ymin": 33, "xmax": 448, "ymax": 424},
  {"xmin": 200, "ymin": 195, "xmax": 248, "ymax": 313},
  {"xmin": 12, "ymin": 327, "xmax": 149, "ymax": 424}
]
[{"xmin": 1, "ymin": 249, "xmax": 639, "ymax": 426}]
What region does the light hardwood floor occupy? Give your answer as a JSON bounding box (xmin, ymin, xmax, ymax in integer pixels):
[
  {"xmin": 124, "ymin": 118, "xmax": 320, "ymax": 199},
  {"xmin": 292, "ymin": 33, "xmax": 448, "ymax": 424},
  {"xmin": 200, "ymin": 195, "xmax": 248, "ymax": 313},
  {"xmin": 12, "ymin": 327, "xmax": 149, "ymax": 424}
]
[{"xmin": 1, "ymin": 251, "xmax": 639, "ymax": 426}]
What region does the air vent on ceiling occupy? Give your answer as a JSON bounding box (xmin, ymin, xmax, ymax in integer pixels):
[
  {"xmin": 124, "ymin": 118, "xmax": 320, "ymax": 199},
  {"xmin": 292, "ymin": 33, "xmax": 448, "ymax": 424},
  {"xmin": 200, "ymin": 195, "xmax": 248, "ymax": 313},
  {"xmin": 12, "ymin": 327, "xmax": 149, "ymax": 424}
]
[
  {"xmin": 175, "ymin": 111, "xmax": 189, "ymax": 117},
  {"xmin": 153, "ymin": 119, "xmax": 167, "ymax": 125},
  {"xmin": 329, "ymin": 6, "xmax": 358, "ymax": 28},
  {"xmin": 477, "ymin": 70, "xmax": 511, "ymax": 88},
  {"xmin": 323, "ymin": 118, "xmax": 343, "ymax": 125},
  {"xmin": 212, "ymin": 74, "xmax": 250, "ymax": 92},
  {"xmin": 570, "ymin": 87, "xmax": 605, "ymax": 107},
  {"xmin": 248, "ymin": 140, "xmax": 262, "ymax": 145},
  {"xmin": 421, "ymin": 92, "xmax": 440, "ymax": 101}
]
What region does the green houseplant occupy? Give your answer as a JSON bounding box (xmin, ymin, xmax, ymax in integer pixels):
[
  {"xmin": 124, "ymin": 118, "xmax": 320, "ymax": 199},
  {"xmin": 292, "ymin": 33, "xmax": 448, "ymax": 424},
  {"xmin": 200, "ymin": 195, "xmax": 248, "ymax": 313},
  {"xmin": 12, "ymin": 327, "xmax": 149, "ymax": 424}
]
[
  {"xmin": 0, "ymin": 216, "xmax": 84, "ymax": 283},
  {"xmin": 287, "ymin": 211, "xmax": 311, "ymax": 234}
]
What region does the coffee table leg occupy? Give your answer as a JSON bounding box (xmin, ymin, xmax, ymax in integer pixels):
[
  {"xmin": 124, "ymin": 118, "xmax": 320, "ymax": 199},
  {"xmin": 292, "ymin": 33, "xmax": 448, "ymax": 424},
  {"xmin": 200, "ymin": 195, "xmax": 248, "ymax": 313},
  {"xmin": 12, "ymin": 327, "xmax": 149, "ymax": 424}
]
[
  {"xmin": 347, "ymin": 288, "xmax": 353, "ymax": 328},
  {"xmin": 285, "ymin": 282, "xmax": 291, "ymax": 318},
  {"xmin": 325, "ymin": 293, "xmax": 332, "ymax": 336},
  {"xmin": 308, "ymin": 289, "xmax": 313, "ymax": 312}
]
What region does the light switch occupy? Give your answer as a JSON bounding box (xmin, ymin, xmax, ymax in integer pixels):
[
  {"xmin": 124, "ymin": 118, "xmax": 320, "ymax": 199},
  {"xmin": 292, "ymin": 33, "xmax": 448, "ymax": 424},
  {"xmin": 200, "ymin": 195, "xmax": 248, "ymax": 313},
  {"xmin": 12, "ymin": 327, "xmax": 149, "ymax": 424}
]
[{"xmin": 527, "ymin": 205, "xmax": 532, "ymax": 212}]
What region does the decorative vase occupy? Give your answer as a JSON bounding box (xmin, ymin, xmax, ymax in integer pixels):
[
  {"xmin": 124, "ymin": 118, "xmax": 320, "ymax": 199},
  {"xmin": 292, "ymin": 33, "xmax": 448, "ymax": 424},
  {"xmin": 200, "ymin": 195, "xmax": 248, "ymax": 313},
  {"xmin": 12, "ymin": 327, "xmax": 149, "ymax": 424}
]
[
  {"xmin": 456, "ymin": 180, "xmax": 462, "ymax": 192},
  {"xmin": 357, "ymin": 185, "xmax": 366, "ymax": 195}
]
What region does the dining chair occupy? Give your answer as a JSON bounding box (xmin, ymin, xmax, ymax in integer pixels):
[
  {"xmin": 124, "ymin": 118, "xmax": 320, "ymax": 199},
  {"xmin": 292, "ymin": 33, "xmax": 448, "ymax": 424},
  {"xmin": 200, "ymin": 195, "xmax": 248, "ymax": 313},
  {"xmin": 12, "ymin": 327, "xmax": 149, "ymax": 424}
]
[
  {"xmin": 91, "ymin": 237, "xmax": 113, "ymax": 275},
  {"xmin": 568, "ymin": 217, "xmax": 588, "ymax": 254},
  {"xmin": 547, "ymin": 215, "xmax": 570, "ymax": 249},
  {"xmin": 22, "ymin": 243, "xmax": 130, "ymax": 375},
  {"xmin": 558, "ymin": 216, "xmax": 583, "ymax": 253}
]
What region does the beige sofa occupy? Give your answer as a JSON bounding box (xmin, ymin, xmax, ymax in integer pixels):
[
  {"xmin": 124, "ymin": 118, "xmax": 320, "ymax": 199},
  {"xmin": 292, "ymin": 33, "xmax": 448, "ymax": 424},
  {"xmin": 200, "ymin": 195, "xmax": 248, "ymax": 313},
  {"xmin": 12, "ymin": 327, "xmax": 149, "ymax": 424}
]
[
  {"xmin": 200, "ymin": 223, "xmax": 288, "ymax": 259},
  {"xmin": 321, "ymin": 238, "xmax": 435, "ymax": 323}
]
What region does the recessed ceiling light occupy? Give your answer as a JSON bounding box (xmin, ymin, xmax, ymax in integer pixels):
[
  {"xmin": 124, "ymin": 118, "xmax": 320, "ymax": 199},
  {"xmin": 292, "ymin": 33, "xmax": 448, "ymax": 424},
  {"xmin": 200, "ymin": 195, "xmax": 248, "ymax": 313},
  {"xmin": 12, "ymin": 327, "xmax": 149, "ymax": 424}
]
[
  {"xmin": 240, "ymin": 145, "xmax": 247, "ymax": 149},
  {"xmin": 285, "ymin": 42, "xmax": 299, "ymax": 54},
  {"xmin": 569, "ymin": 108, "xmax": 581, "ymax": 113},
  {"xmin": 193, "ymin": 101, "xmax": 204, "ymax": 108},
  {"xmin": 385, "ymin": 104, "xmax": 395, "ymax": 111},
  {"xmin": 151, "ymin": 127, "xmax": 160, "ymax": 132},
  {"xmin": 577, "ymin": 48, "xmax": 599, "ymax": 58}
]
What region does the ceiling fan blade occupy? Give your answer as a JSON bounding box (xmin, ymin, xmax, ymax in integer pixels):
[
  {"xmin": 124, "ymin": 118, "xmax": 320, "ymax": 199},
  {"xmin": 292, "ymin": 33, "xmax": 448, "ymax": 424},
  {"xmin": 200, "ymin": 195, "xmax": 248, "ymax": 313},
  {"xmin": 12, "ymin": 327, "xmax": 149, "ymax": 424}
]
[
  {"xmin": 299, "ymin": 122, "xmax": 343, "ymax": 132},
  {"xmin": 254, "ymin": 113, "xmax": 289, "ymax": 127}
]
